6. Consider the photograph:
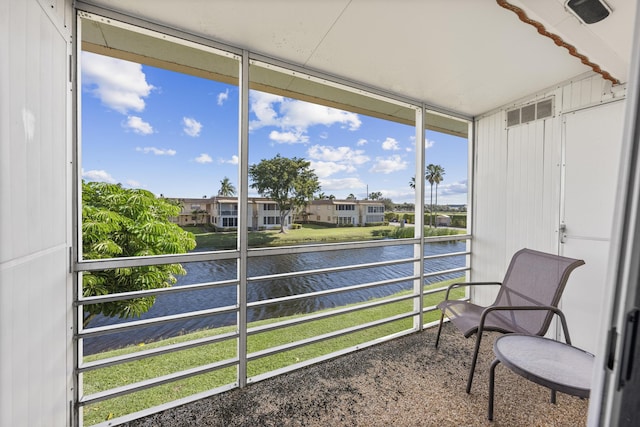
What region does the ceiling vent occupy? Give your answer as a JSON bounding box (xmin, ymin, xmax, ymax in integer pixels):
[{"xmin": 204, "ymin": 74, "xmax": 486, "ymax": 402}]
[
  {"xmin": 506, "ymin": 97, "xmax": 554, "ymax": 127},
  {"xmin": 565, "ymin": 0, "xmax": 611, "ymax": 25}
]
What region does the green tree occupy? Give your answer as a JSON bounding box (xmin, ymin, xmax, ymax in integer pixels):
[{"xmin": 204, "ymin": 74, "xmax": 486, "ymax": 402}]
[
  {"xmin": 218, "ymin": 176, "xmax": 236, "ymax": 196},
  {"xmin": 425, "ymin": 164, "xmax": 445, "ymax": 227},
  {"xmin": 432, "ymin": 165, "xmax": 445, "ymax": 225},
  {"xmin": 368, "ymin": 191, "xmax": 382, "ymax": 200},
  {"xmin": 409, "ymin": 176, "xmax": 416, "ymax": 189},
  {"xmin": 249, "ymin": 154, "xmax": 320, "ymax": 233},
  {"xmin": 380, "ymin": 197, "xmax": 395, "ymax": 212},
  {"xmin": 425, "ymin": 164, "xmax": 436, "ymax": 226},
  {"xmin": 346, "ymin": 193, "xmax": 357, "ymax": 200},
  {"xmin": 81, "ymin": 181, "xmax": 196, "ymax": 327}
]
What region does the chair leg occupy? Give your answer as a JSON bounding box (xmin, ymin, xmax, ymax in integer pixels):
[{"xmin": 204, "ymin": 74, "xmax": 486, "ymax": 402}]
[
  {"xmin": 488, "ymin": 358, "xmax": 501, "ymax": 421},
  {"xmin": 466, "ymin": 331, "xmax": 483, "ymax": 394},
  {"xmin": 435, "ymin": 312, "xmax": 445, "ymax": 348}
]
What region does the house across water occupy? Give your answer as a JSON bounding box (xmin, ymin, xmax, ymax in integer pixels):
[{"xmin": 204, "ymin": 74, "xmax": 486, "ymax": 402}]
[
  {"xmin": 302, "ymin": 199, "xmax": 385, "ymax": 227},
  {"xmin": 169, "ymin": 196, "xmax": 293, "ymax": 230}
]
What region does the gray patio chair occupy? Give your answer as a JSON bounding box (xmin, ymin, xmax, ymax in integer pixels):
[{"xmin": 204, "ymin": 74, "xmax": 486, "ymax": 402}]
[{"xmin": 434, "ymin": 248, "xmax": 585, "ymax": 393}]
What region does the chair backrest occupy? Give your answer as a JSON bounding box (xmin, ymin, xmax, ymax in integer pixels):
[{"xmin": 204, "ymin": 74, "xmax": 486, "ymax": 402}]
[{"xmin": 493, "ymin": 248, "xmax": 585, "ymax": 335}]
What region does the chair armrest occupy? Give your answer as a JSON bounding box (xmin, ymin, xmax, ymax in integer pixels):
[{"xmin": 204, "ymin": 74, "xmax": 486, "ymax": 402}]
[
  {"xmin": 479, "ymin": 305, "xmax": 572, "ymax": 345},
  {"xmin": 443, "ymin": 281, "xmax": 502, "ymax": 300}
]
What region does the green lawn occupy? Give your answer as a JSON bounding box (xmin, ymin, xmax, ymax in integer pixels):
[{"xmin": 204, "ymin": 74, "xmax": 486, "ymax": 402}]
[{"xmin": 82, "ymin": 278, "xmax": 465, "ymax": 425}]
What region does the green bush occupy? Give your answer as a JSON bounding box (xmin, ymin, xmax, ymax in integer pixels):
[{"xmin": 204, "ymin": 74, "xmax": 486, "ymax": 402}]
[
  {"xmin": 402, "ymin": 213, "xmax": 415, "ymax": 224},
  {"xmin": 371, "ymin": 228, "xmax": 394, "ymax": 237},
  {"xmin": 384, "ymin": 212, "xmax": 397, "ymax": 222},
  {"xmin": 392, "ymin": 226, "xmax": 462, "ymax": 239},
  {"xmin": 449, "ymin": 214, "xmax": 467, "ymax": 228}
]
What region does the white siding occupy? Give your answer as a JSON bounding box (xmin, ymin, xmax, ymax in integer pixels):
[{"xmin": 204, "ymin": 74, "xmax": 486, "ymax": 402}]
[
  {"xmin": 504, "ymin": 117, "xmax": 560, "ymax": 256},
  {"xmin": 0, "ymin": 1, "xmax": 72, "ymax": 426},
  {"xmin": 559, "ymin": 100, "xmax": 625, "ymax": 353},
  {"xmin": 472, "ymin": 74, "xmax": 626, "ymax": 336},
  {"xmin": 471, "ymin": 110, "xmax": 508, "ymax": 306}
]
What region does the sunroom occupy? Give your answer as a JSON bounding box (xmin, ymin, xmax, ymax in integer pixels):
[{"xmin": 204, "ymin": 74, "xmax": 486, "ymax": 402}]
[{"xmin": 3, "ymin": 0, "xmax": 640, "ymax": 426}]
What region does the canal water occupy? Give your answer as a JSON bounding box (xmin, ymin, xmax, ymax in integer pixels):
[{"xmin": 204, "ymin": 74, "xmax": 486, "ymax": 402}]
[{"xmin": 84, "ymin": 240, "xmax": 466, "ymax": 354}]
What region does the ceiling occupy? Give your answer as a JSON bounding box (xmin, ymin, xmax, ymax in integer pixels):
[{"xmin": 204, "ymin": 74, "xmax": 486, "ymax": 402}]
[{"xmin": 78, "ymin": 0, "xmax": 637, "ymax": 118}]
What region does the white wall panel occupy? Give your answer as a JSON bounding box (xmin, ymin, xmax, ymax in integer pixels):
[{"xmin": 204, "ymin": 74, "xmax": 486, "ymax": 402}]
[
  {"xmin": 473, "ymin": 74, "xmax": 623, "ymax": 315},
  {"xmin": 0, "ymin": 1, "xmax": 72, "ymax": 426},
  {"xmin": 471, "ymin": 111, "xmax": 509, "ymax": 306},
  {"xmin": 505, "ymin": 118, "xmax": 560, "ymax": 256},
  {"xmin": 561, "ymin": 74, "xmax": 619, "ymax": 112},
  {"xmin": 560, "ymin": 100, "xmax": 625, "ymax": 353}
]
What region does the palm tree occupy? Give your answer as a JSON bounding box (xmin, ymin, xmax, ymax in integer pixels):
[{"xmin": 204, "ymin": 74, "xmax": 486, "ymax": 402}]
[
  {"xmin": 409, "ymin": 176, "xmax": 416, "ymax": 189},
  {"xmin": 426, "ymin": 164, "xmax": 438, "ymax": 226},
  {"xmin": 217, "ymin": 176, "xmax": 236, "ymax": 196},
  {"xmin": 431, "ymin": 165, "xmax": 445, "ymax": 226}
]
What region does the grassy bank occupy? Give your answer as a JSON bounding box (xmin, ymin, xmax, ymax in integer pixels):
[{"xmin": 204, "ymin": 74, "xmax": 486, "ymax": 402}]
[
  {"xmin": 184, "ymin": 224, "xmax": 465, "ymax": 250},
  {"xmin": 83, "ymin": 278, "xmax": 465, "ymax": 425}
]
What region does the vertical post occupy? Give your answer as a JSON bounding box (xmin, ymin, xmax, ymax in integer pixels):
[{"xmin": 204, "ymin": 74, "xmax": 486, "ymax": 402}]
[
  {"xmin": 72, "ymin": 13, "xmax": 82, "ymax": 427},
  {"xmin": 237, "ymin": 50, "xmax": 250, "ymax": 388},
  {"xmin": 413, "ymin": 106, "xmax": 425, "ymax": 330},
  {"xmin": 466, "ymin": 120, "xmax": 475, "ymax": 284}
]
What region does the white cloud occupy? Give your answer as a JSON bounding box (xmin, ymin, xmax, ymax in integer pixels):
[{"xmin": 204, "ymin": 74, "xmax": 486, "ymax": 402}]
[
  {"xmin": 308, "ymin": 145, "xmax": 369, "ymax": 165},
  {"xmin": 425, "ymin": 138, "xmax": 436, "ymax": 149},
  {"xmin": 136, "ymin": 146, "xmax": 176, "ymax": 156},
  {"xmin": 378, "ymin": 188, "xmax": 414, "ymax": 200},
  {"xmin": 356, "ymin": 138, "xmax": 368, "ymax": 146},
  {"xmin": 309, "ymin": 161, "xmax": 351, "ymax": 178},
  {"xmin": 369, "ymin": 155, "xmax": 408, "ymax": 174},
  {"xmin": 82, "ymin": 169, "xmax": 116, "ymax": 183},
  {"xmin": 249, "ymin": 91, "xmax": 361, "ymax": 138},
  {"xmin": 320, "ymin": 177, "xmax": 366, "ymax": 191},
  {"xmin": 269, "ymin": 130, "xmax": 309, "ymax": 144},
  {"xmin": 439, "ymin": 180, "xmax": 468, "ymax": 195},
  {"xmin": 183, "ymin": 117, "xmax": 202, "ymax": 137},
  {"xmin": 124, "ymin": 116, "xmax": 154, "ymax": 135},
  {"xmin": 382, "ymin": 137, "xmax": 400, "ymax": 151},
  {"xmin": 282, "ymin": 100, "xmax": 361, "ymax": 131},
  {"xmin": 81, "ymin": 51, "xmax": 153, "ymax": 114},
  {"xmin": 249, "ymin": 92, "xmax": 283, "ymax": 129},
  {"xmin": 217, "ymin": 89, "xmax": 229, "ymax": 106},
  {"xmin": 307, "ymin": 145, "xmax": 369, "ymax": 179},
  {"xmin": 195, "ymin": 153, "xmax": 213, "ymax": 164},
  {"xmin": 126, "ymin": 179, "xmax": 142, "ymax": 188},
  {"xmin": 220, "ymin": 155, "xmax": 238, "ymax": 165}
]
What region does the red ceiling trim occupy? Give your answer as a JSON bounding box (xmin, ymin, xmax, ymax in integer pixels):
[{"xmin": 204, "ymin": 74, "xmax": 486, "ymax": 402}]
[{"xmin": 497, "ymin": 0, "xmax": 620, "ymax": 84}]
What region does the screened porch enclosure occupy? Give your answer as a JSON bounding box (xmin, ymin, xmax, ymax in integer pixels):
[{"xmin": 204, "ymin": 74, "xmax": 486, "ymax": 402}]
[{"xmin": 76, "ymin": 11, "xmax": 473, "ymax": 426}]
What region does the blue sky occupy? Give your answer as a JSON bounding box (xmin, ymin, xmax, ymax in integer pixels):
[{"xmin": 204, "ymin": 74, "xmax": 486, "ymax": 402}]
[{"xmin": 81, "ymin": 51, "xmax": 468, "ymax": 205}]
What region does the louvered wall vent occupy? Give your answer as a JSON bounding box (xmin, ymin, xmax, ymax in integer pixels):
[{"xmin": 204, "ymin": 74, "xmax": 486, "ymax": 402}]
[{"xmin": 506, "ymin": 97, "xmax": 554, "ymax": 127}]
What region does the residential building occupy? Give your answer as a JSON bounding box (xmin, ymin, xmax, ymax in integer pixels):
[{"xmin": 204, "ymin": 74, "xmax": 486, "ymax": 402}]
[
  {"xmin": 305, "ymin": 199, "xmax": 385, "ymax": 226},
  {"xmin": 169, "ymin": 197, "xmax": 215, "ymax": 226},
  {"xmin": 168, "ymin": 196, "xmax": 292, "ymax": 230}
]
